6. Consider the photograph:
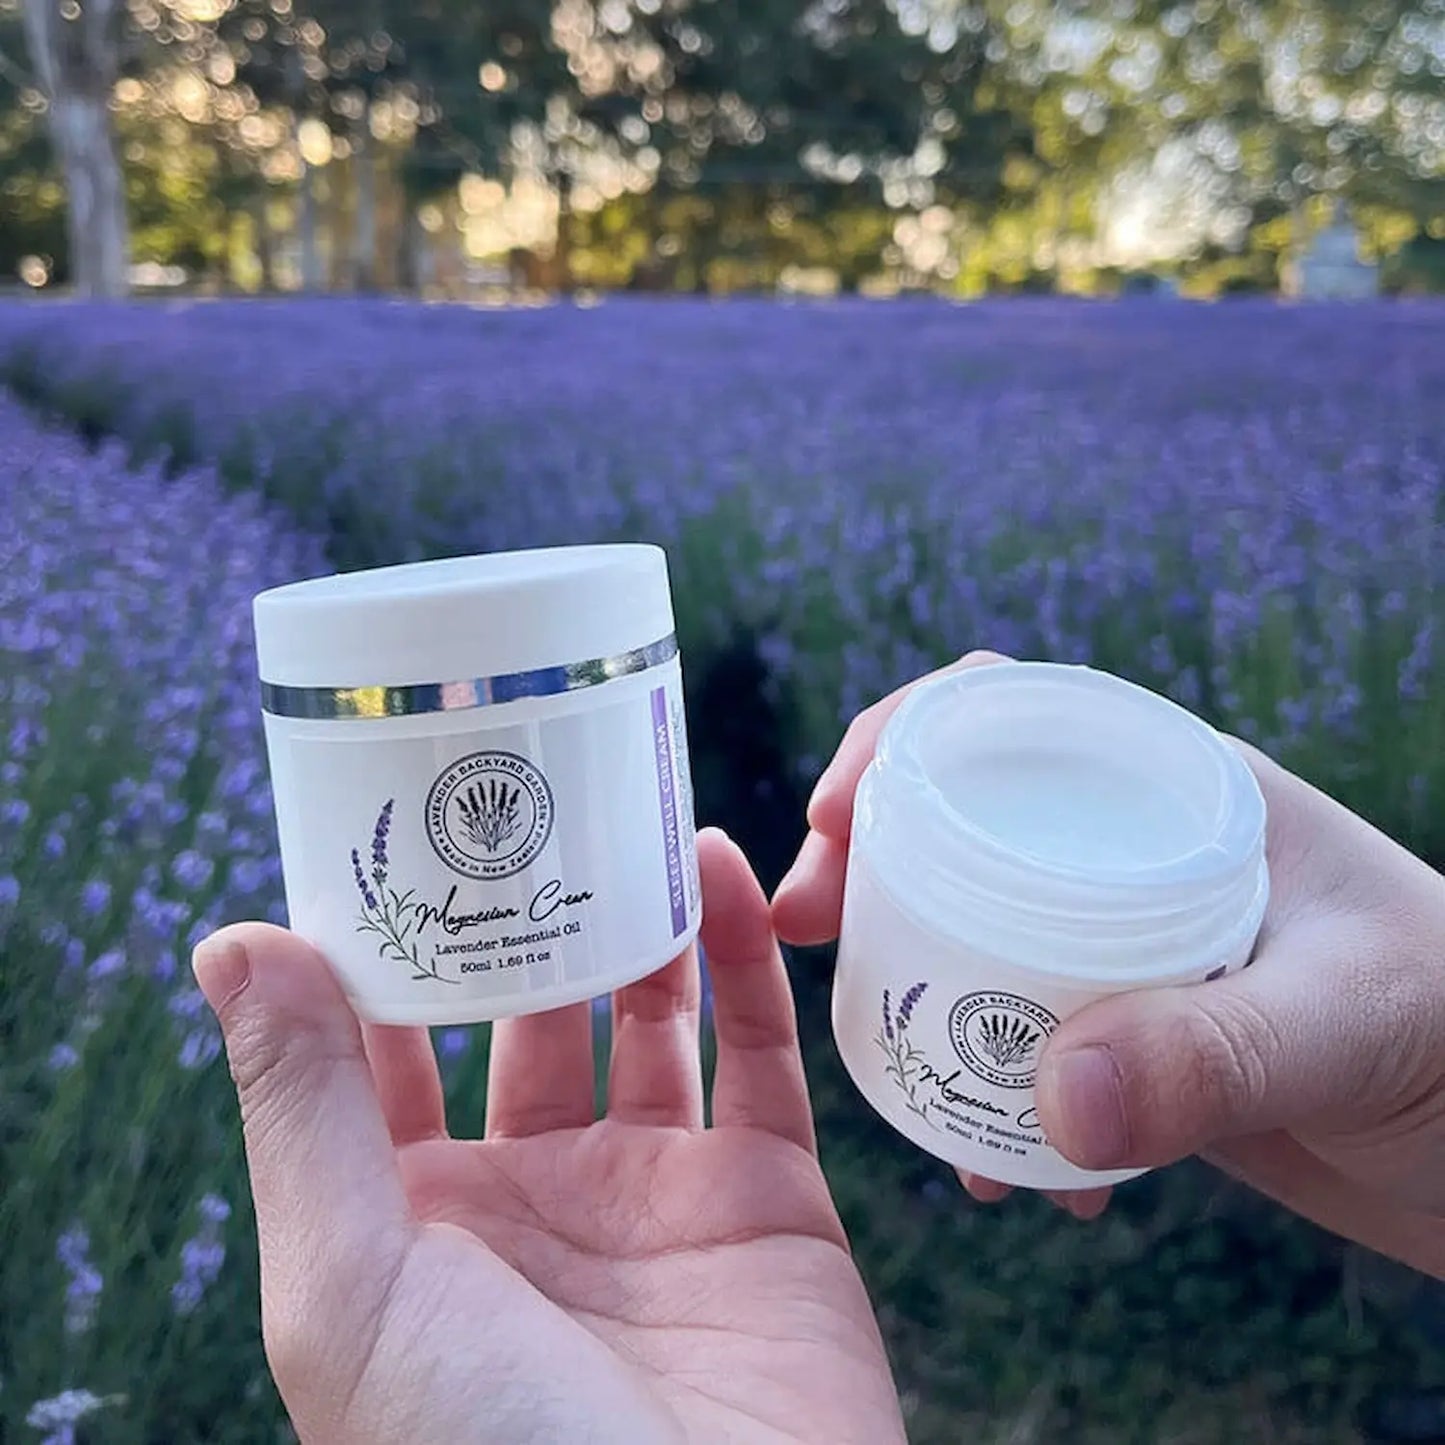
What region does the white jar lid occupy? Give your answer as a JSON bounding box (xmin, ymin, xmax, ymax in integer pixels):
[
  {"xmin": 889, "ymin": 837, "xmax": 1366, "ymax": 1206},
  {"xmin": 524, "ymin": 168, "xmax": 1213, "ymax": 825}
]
[{"xmin": 254, "ymin": 544, "xmax": 675, "ymax": 690}]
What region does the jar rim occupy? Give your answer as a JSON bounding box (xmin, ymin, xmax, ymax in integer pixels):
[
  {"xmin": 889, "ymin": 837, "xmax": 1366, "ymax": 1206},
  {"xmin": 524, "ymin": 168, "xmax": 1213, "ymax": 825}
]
[{"xmin": 855, "ymin": 662, "xmax": 1269, "ymax": 983}]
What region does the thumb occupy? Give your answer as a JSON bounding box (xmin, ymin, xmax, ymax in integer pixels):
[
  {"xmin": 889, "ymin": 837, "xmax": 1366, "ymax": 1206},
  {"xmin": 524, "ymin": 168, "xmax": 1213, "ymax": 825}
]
[
  {"xmin": 1034, "ymin": 913, "xmax": 1432, "ymax": 1172},
  {"xmin": 192, "ymin": 924, "xmax": 413, "ymax": 1354}
]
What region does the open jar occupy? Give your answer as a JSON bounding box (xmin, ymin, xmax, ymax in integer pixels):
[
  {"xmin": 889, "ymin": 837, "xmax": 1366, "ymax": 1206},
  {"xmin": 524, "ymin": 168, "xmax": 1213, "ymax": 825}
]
[
  {"xmin": 254, "ymin": 545, "xmax": 701, "ymax": 1025},
  {"xmin": 832, "ymin": 661, "xmax": 1268, "ymax": 1191}
]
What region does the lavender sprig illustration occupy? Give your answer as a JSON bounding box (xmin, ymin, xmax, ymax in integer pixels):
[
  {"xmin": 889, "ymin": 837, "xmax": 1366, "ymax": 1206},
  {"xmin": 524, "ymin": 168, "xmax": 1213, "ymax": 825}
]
[
  {"xmin": 351, "ymin": 800, "xmax": 455, "ymax": 984},
  {"xmin": 351, "ymin": 849, "xmax": 378, "ymax": 912},
  {"xmin": 456, "ymin": 779, "xmax": 523, "ymax": 853},
  {"xmin": 370, "ymin": 798, "xmax": 393, "ymax": 884},
  {"xmin": 874, "ymin": 981, "xmax": 932, "ymax": 1124},
  {"xmin": 897, "ymin": 982, "xmax": 926, "ymax": 1029}
]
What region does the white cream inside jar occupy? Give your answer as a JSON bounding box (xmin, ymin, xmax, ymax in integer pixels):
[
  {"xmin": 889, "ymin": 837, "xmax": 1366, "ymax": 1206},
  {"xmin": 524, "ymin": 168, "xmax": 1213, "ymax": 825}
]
[
  {"xmin": 254, "ymin": 545, "xmax": 701, "ymax": 1025},
  {"xmin": 832, "ymin": 661, "xmax": 1268, "ymax": 1191}
]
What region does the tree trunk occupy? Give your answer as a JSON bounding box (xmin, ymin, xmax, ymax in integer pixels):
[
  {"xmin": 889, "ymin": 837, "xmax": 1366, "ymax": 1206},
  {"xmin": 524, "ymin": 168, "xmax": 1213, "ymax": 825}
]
[
  {"xmin": 48, "ymin": 95, "xmax": 128, "ymax": 294},
  {"xmin": 397, "ymin": 207, "xmax": 428, "ymax": 294},
  {"xmin": 21, "ymin": 0, "xmax": 129, "ymax": 297},
  {"xmin": 293, "ymin": 116, "xmax": 324, "ymax": 292},
  {"xmin": 252, "ymin": 191, "xmax": 276, "ymax": 292},
  {"xmin": 353, "ymin": 117, "xmax": 378, "ymax": 291},
  {"xmin": 326, "ymin": 157, "xmax": 347, "ymax": 291},
  {"xmin": 554, "ymin": 169, "xmax": 573, "ymax": 295}
]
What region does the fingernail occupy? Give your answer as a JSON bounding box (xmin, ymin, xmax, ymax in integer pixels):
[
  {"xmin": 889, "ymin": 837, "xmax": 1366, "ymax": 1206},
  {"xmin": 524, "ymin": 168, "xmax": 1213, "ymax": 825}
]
[
  {"xmin": 192, "ymin": 935, "xmax": 252, "ymax": 1014},
  {"xmin": 1044, "ymin": 1045, "xmax": 1129, "ymax": 1170}
]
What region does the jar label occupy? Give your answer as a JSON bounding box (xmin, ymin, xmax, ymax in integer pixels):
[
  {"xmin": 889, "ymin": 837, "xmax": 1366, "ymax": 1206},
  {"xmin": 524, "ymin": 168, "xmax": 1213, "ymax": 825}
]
[
  {"xmin": 859, "ymin": 975, "xmax": 1057, "ymax": 1166},
  {"xmin": 265, "ymin": 666, "xmax": 701, "ymax": 1020},
  {"xmin": 832, "ymin": 855, "xmax": 1255, "ymax": 1190}
]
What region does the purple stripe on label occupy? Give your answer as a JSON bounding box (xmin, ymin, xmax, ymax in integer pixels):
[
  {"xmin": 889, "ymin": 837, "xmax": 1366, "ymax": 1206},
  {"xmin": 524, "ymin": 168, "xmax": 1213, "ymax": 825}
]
[{"xmin": 651, "ymin": 685, "xmax": 688, "ymax": 939}]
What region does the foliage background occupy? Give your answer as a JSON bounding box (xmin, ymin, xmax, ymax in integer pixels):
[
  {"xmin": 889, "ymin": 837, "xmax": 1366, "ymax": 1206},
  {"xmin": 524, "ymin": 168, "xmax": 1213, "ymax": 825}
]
[{"xmin": 2, "ymin": 0, "xmax": 1443, "ymax": 296}]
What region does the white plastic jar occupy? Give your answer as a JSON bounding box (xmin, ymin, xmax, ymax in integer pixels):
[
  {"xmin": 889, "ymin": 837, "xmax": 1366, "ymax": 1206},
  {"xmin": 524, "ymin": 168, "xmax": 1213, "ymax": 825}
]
[
  {"xmin": 254, "ymin": 545, "xmax": 701, "ymax": 1025},
  {"xmin": 832, "ymin": 661, "xmax": 1268, "ymax": 1191}
]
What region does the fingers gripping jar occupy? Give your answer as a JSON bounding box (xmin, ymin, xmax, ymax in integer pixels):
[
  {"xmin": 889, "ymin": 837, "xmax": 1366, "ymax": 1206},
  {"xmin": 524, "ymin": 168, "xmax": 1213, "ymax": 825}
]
[
  {"xmin": 832, "ymin": 662, "xmax": 1268, "ymax": 1191},
  {"xmin": 254, "ymin": 545, "xmax": 701, "ymax": 1025}
]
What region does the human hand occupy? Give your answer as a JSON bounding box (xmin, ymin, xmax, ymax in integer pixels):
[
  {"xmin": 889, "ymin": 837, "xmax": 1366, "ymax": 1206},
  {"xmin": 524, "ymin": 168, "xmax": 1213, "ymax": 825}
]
[
  {"xmin": 194, "ymin": 830, "xmax": 904, "ymax": 1445},
  {"xmin": 772, "ymin": 652, "xmax": 1445, "ymax": 1278}
]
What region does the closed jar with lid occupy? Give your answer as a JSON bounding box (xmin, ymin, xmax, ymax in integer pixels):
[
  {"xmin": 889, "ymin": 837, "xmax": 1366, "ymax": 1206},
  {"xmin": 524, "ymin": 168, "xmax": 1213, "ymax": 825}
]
[
  {"xmin": 832, "ymin": 661, "xmax": 1269, "ymax": 1191},
  {"xmin": 254, "ymin": 545, "xmax": 701, "ymax": 1025}
]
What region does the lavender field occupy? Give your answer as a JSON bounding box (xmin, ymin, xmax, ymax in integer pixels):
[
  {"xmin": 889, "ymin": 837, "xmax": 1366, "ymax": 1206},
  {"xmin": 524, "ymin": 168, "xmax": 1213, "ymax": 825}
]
[{"xmin": 2, "ymin": 298, "xmax": 1443, "ymax": 1443}]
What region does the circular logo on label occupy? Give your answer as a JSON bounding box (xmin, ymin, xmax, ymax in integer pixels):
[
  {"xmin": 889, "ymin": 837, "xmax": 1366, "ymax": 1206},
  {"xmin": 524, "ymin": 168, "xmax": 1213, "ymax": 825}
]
[
  {"xmin": 425, "ymin": 751, "xmax": 554, "ymax": 881},
  {"xmin": 947, "ymin": 991, "xmax": 1058, "ymax": 1090}
]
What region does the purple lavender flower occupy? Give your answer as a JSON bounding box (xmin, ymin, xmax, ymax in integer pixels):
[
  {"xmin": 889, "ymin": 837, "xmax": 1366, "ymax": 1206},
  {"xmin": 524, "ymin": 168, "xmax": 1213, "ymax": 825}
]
[
  {"xmin": 881, "ymin": 988, "xmax": 894, "ymax": 1043},
  {"xmin": 172, "ymin": 1191, "xmax": 231, "ymax": 1316},
  {"xmin": 87, "ymin": 949, "xmax": 126, "ymax": 982},
  {"xmin": 56, "ymin": 1224, "xmax": 90, "ymax": 1273},
  {"xmin": 26, "ymin": 1389, "xmax": 114, "ymax": 1445},
  {"xmin": 49, "ymin": 1041, "xmax": 80, "ymax": 1071},
  {"xmin": 173, "ymin": 849, "xmax": 215, "ymax": 892},
  {"xmin": 437, "ymin": 1027, "xmax": 470, "ymax": 1060},
  {"xmin": 229, "ymin": 857, "xmax": 269, "ymax": 894},
  {"xmin": 80, "ymin": 879, "xmax": 111, "ymax": 917},
  {"xmin": 56, "ymin": 1224, "xmax": 102, "ymax": 1335},
  {"xmin": 179, "ymin": 1027, "xmax": 222, "ymax": 1071},
  {"xmin": 173, "ymin": 1237, "xmax": 227, "ymax": 1315},
  {"xmin": 168, "ymin": 987, "xmax": 207, "ymax": 1020},
  {"xmin": 0, "ymin": 874, "xmax": 18, "ymax": 910},
  {"xmin": 198, "ymin": 1192, "xmax": 231, "ymax": 1225},
  {"xmin": 896, "ymin": 982, "xmax": 927, "ymax": 1031}
]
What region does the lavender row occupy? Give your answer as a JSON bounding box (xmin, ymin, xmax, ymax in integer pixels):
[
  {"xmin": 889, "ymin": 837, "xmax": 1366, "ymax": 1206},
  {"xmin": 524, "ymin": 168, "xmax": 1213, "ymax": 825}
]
[
  {"xmin": 0, "ymin": 393, "xmax": 328, "ymax": 1442},
  {"xmin": 2, "ymin": 298, "xmax": 1441, "ymax": 860}
]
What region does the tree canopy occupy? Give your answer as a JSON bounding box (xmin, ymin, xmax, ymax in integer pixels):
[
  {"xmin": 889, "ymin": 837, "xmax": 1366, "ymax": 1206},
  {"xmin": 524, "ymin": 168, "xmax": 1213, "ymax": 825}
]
[{"xmin": 7, "ymin": 0, "xmax": 1443, "ymax": 295}]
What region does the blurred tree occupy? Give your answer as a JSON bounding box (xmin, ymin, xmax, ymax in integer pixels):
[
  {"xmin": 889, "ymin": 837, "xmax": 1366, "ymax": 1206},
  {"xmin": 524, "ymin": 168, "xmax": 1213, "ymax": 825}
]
[
  {"xmin": 3, "ymin": 0, "xmax": 1437, "ymax": 293},
  {"xmin": 559, "ymin": 0, "xmax": 1029, "ymax": 290},
  {"xmin": 210, "ymin": 0, "xmax": 367, "ymax": 289},
  {"xmin": 19, "ymin": 0, "xmax": 128, "ymax": 294},
  {"xmin": 210, "ymin": 0, "xmax": 567, "ymax": 290},
  {"xmin": 0, "ymin": 4, "xmax": 67, "ymax": 284},
  {"xmin": 393, "ymin": 0, "xmax": 567, "ymax": 288},
  {"xmin": 999, "ymin": 0, "xmax": 1444, "ymax": 265},
  {"xmin": 100, "ymin": 3, "xmax": 299, "ymax": 293},
  {"xmin": 1384, "ymin": 224, "xmax": 1445, "ymax": 292}
]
